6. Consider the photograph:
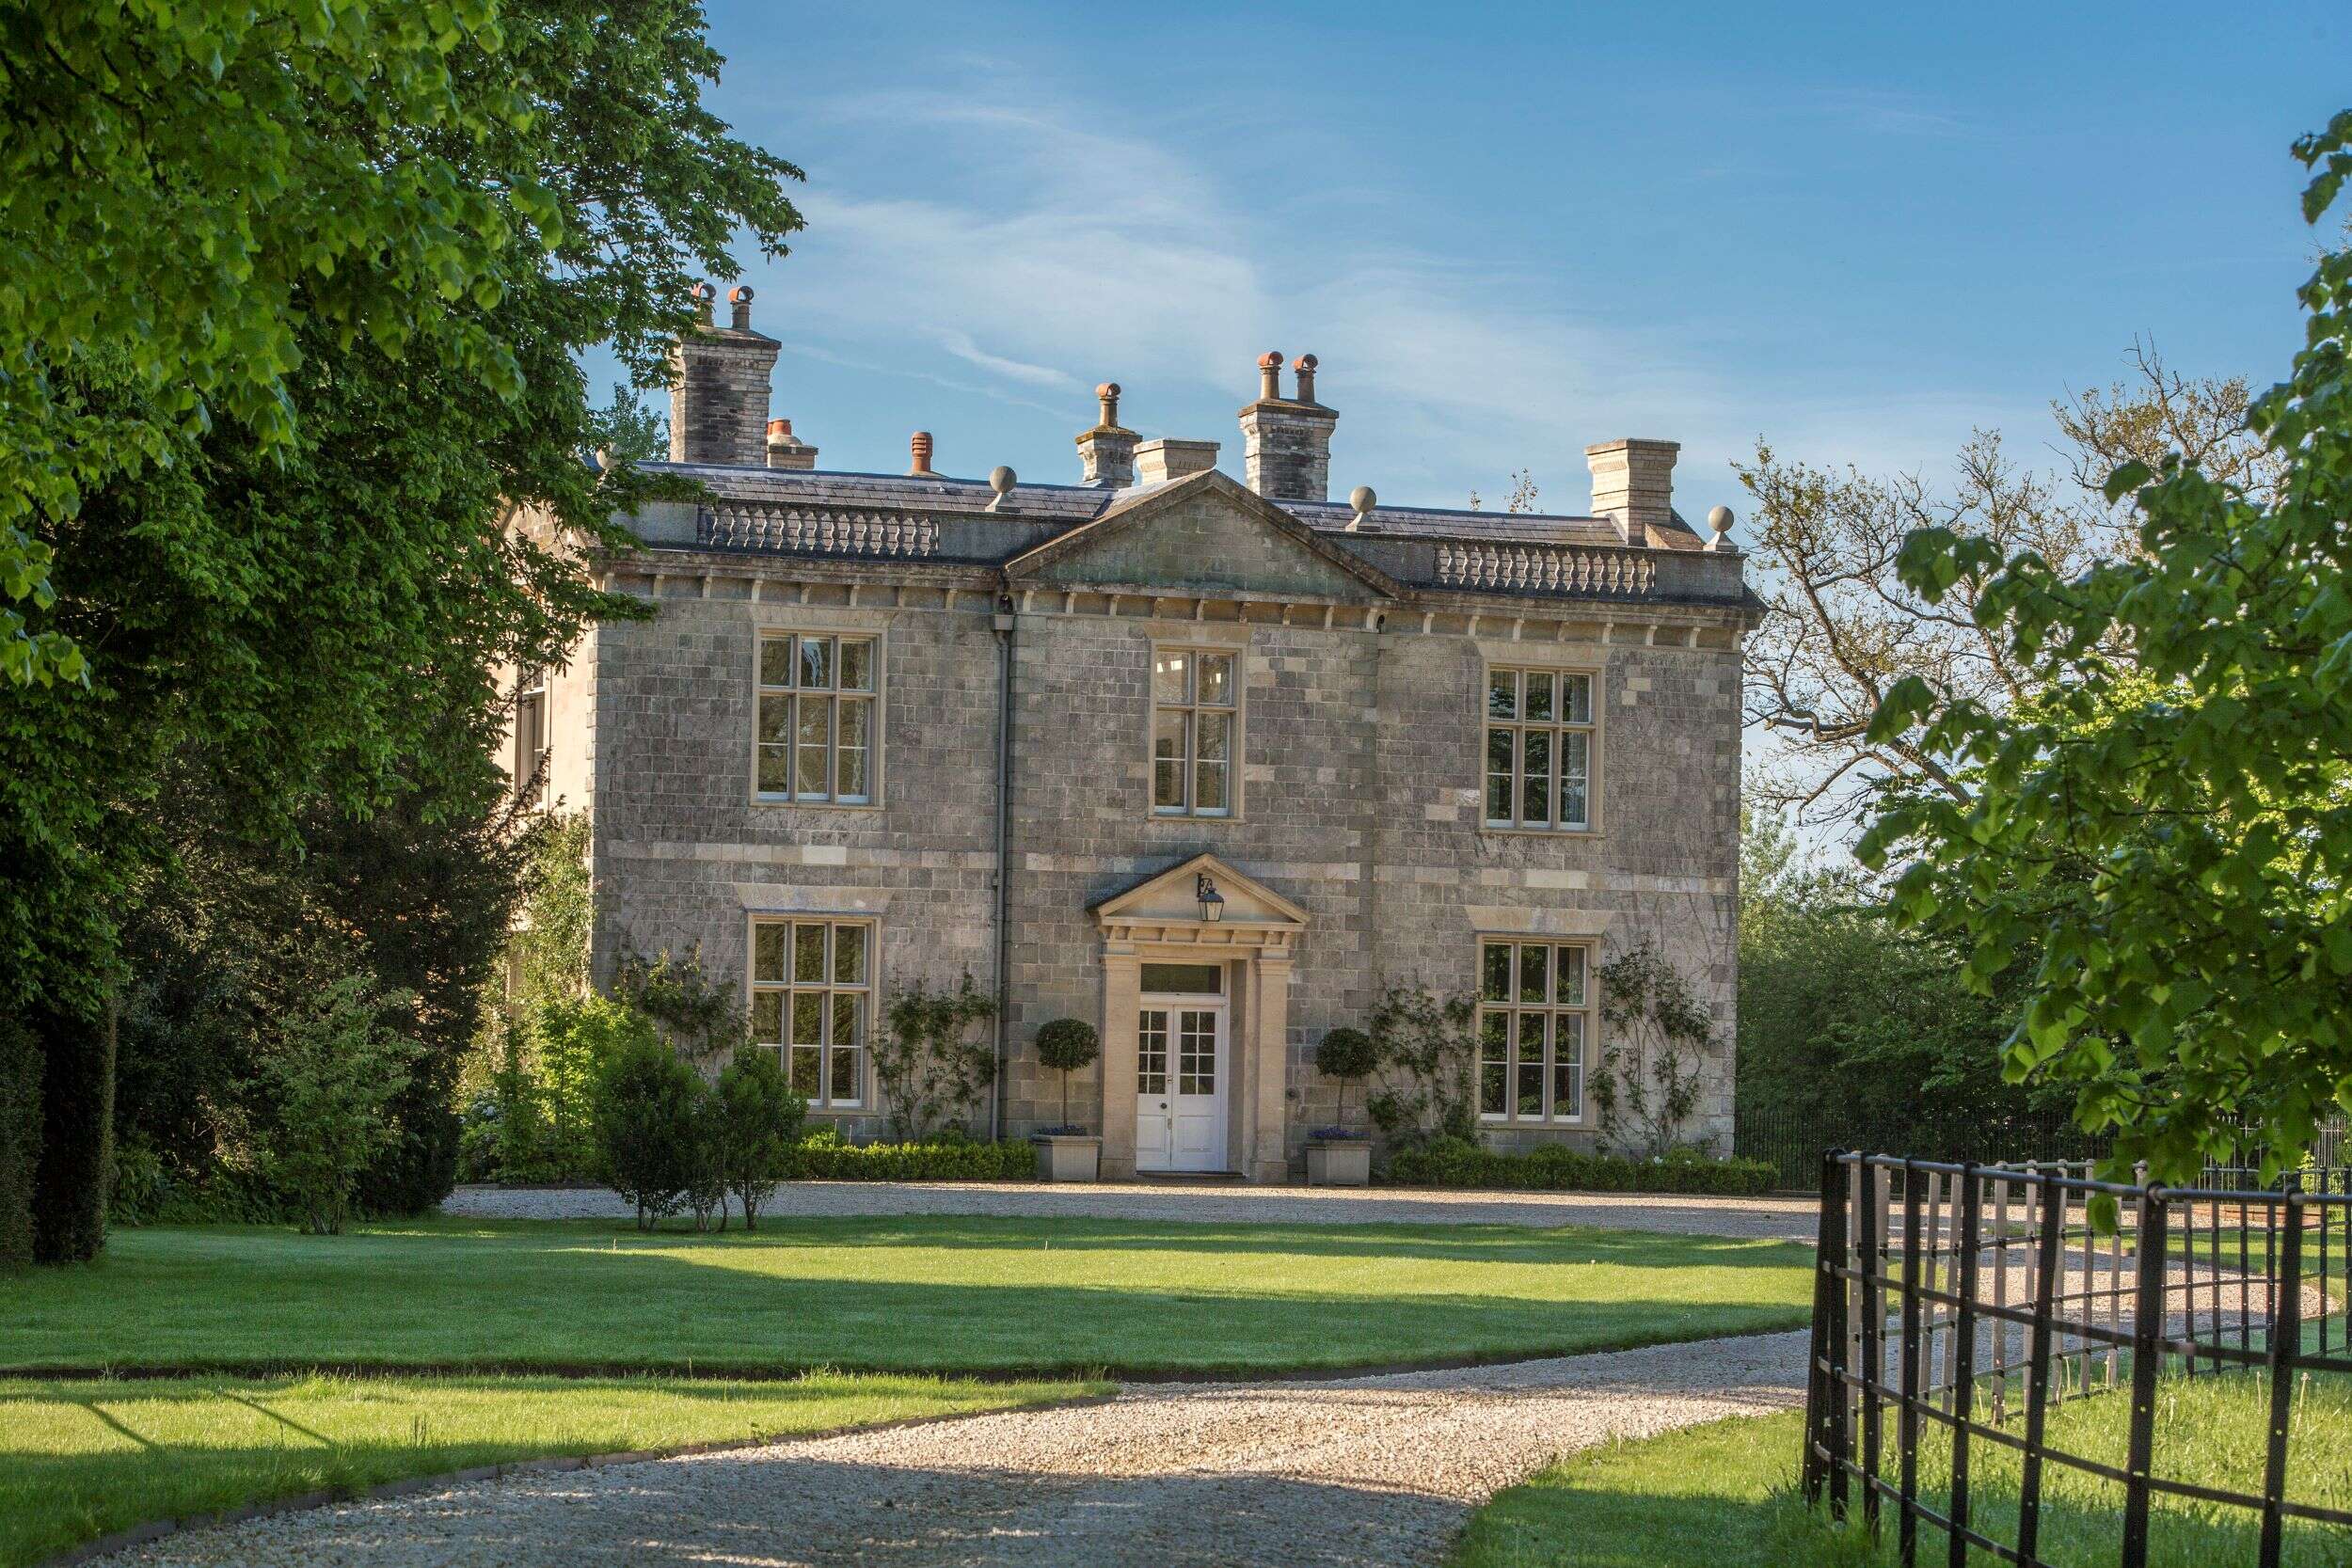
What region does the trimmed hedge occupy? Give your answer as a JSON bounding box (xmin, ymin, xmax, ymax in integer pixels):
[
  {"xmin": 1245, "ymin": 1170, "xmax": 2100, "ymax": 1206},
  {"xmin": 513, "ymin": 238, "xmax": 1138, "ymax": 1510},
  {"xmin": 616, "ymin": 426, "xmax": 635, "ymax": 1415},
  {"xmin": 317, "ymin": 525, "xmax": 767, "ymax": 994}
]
[
  {"xmin": 779, "ymin": 1134, "xmax": 1036, "ymax": 1182},
  {"xmin": 1382, "ymin": 1137, "xmax": 1777, "ymax": 1196}
]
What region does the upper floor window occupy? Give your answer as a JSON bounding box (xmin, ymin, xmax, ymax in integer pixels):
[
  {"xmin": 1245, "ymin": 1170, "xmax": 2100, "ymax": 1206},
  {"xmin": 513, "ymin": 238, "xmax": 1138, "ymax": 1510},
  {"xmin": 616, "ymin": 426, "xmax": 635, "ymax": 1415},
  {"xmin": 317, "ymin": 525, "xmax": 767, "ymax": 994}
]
[
  {"xmin": 515, "ymin": 671, "xmax": 548, "ymax": 807},
  {"xmin": 757, "ymin": 633, "xmax": 877, "ymax": 804},
  {"xmin": 749, "ymin": 918, "xmax": 871, "ymax": 1109},
  {"xmin": 1478, "ymin": 940, "xmax": 1593, "ymax": 1123},
  {"xmin": 1485, "ymin": 668, "xmax": 1594, "ymax": 831},
  {"xmin": 1152, "ymin": 648, "xmax": 1236, "ymax": 817}
]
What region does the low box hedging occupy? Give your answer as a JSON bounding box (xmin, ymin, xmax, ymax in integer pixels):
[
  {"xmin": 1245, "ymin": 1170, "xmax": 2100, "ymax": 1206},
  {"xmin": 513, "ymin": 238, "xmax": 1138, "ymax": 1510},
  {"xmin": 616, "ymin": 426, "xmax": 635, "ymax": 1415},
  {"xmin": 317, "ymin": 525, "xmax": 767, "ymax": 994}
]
[
  {"xmin": 778, "ymin": 1132, "xmax": 1036, "ymax": 1182},
  {"xmin": 1382, "ymin": 1137, "xmax": 1777, "ymax": 1196}
]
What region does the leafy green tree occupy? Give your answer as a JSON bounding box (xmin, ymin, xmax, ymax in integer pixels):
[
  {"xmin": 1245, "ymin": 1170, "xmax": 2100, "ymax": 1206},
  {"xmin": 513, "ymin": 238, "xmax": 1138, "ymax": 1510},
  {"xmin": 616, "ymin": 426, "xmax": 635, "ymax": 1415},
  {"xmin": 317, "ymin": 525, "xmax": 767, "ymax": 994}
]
[
  {"xmin": 1, "ymin": 0, "xmax": 802, "ymax": 1259},
  {"xmin": 1311, "ymin": 1027, "xmax": 1375, "ymax": 1128},
  {"xmin": 586, "ymin": 383, "xmax": 671, "ymax": 467},
  {"xmin": 1861, "ymin": 114, "xmax": 2352, "ymax": 1181},
  {"xmin": 591, "ymin": 1015, "xmax": 697, "ymax": 1231},
  {"xmin": 253, "ymin": 974, "xmax": 420, "ymax": 1236},
  {"xmin": 714, "ymin": 1049, "xmax": 805, "ymax": 1230}
]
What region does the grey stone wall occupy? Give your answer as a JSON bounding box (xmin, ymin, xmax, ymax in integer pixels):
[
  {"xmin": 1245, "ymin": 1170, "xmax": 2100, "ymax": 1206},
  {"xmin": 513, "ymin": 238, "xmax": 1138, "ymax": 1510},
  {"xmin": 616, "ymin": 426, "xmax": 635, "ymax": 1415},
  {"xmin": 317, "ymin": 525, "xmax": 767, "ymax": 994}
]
[{"xmin": 582, "ymin": 562, "xmax": 1741, "ymax": 1165}]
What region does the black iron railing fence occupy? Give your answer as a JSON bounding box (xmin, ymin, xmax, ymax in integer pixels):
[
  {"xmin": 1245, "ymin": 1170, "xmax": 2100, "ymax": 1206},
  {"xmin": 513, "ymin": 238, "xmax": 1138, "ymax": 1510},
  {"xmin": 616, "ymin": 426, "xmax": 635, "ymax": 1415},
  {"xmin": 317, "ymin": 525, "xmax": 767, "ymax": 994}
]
[{"xmin": 1803, "ymin": 1152, "xmax": 2352, "ymax": 1567}]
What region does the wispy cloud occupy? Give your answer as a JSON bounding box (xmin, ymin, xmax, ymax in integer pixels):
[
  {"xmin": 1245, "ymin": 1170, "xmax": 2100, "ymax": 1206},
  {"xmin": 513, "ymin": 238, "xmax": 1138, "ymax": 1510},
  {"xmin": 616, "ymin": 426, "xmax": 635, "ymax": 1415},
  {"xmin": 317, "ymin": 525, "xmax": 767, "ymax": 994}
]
[{"xmin": 750, "ymin": 84, "xmax": 2017, "ymax": 507}]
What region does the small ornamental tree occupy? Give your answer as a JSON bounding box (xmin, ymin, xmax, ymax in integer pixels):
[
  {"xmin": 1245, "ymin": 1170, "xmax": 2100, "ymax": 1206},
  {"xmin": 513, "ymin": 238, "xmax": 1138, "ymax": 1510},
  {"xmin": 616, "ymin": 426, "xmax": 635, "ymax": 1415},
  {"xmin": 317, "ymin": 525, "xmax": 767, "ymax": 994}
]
[
  {"xmin": 1313, "ymin": 1027, "xmax": 1377, "ymax": 1131},
  {"xmin": 875, "ymin": 973, "xmax": 999, "ymax": 1142},
  {"xmin": 1034, "ymin": 1020, "xmax": 1101, "ymax": 1132},
  {"xmin": 591, "ymin": 1017, "xmax": 698, "ymax": 1231},
  {"xmin": 254, "ymin": 974, "xmax": 420, "ymax": 1236},
  {"xmin": 716, "ymin": 1049, "xmax": 806, "ymax": 1230},
  {"xmin": 1594, "ymin": 942, "xmax": 1716, "ymax": 1158}
]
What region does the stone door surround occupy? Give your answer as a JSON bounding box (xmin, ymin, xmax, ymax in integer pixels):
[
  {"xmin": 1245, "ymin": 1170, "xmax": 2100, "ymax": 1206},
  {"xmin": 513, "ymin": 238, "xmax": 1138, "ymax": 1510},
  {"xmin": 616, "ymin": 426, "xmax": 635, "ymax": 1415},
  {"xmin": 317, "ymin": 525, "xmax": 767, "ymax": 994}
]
[{"xmin": 1091, "ymin": 853, "xmax": 1307, "ymax": 1182}]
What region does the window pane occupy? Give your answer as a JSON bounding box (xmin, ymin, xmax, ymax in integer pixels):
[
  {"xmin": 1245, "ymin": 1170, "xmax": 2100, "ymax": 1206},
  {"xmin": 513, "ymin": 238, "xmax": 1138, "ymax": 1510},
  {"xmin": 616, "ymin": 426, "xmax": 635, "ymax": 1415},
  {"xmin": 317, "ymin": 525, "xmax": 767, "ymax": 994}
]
[
  {"xmin": 1142, "ymin": 963, "xmax": 1223, "ymax": 994},
  {"xmin": 1195, "ymin": 711, "xmax": 1229, "ymax": 815},
  {"xmin": 799, "ymin": 635, "xmax": 833, "ymax": 690},
  {"xmin": 792, "ymin": 991, "xmax": 823, "ymax": 1044},
  {"xmin": 795, "ymin": 696, "xmax": 831, "ymax": 797},
  {"xmin": 753, "ymin": 924, "xmax": 787, "ymax": 983},
  {"xmin": 830, "ymin": 1043, "xmax": 860, "ymax": 1102},
  {"xmin": 833, "ymin": 925, "xmax": 866, "ymax": 985},
  {"xmin": 1481, "ymin": 1013, "xmax": 1508, "ymax": 1117},
  {"xmin": 1487, "ymin": 669, "xmax": 1518, "ymax": 719},
  {"xmin": 1178, "ymin": 1011, "xmax": 1216, "ymax": 1095},
  {"xmin": 1486, "ymin": 729, "xmax": 1514, "ymax": 823},
  {"xmin": 1524, "ymin": 671, "xmax": 1554, "ymax": 722},
  {"xmin": 1138, "ymin": 1010, "xmax": 1168, "ymax": 1095},
  {"xmin": 1556, "ymin": 946, "xmax": 1587, "ymax": 1006},
  {"xmin": 1520, "ymin": 730, "xmax": 1551, "ymax": 825},
  {"xmin": 1555, "ymin": 1015, "xmax": 1585, "ymax": 1118},
  {"xmin": 832, "ymin": 992, "xmax": 862, "ymax": 1049},
  {"xmin": 1153, "ymin": 711, "xmax": 1186, "ymax": 811},
  {"xmin": 1562, "ymin": 673, "xmax": 1592, "ymax": 724},
  {"xmin": 1518, "ymin": 943, "xmax": 1548, "ymax": 1003},
  {"xmin": 794, "ymin": 924, "xmax": 826, "ymax": 983},
  {"xmin": 1517, "ymin": 1013, "xmax": 1548, "ymax": 1117},
  {"xmin": 751, "ymin": 990, "xmax": 784, "ymax": 1044},
  {"xmin": 757, "ymin": 744, "xmax": 791, "ymax": 795},
  {"xmin": 760, "ymin": 636, "xmax": 795, "ymax": 688},
  {"xmin": 1197, "ymin": 653, "xmax": 1232, "ymax": 706},
  {"xmin": 1517, "ymin": 1061, "xmax": 1545, "ymax": 1119},
  {"xmin": 757, "ymin": 692, "xmax": 792, "ymax": 743},
  {"xmin": 1482, "ymin": 943, "xmax": 1512, "ymax": 1002},
  {"xmin": 839, "ymin": 639, "xmax": 874, "ymax": 691},
  {"xmin": 836, "ymin": 699, "xmax": 871, "ymax": 800},
  {"xmin": 1559, "ymin": 732, "xmax": 1590, "ymax": 829},
  {"xmin": 790, "ymin": 1045, "xmax": 820, "ymax": 1097},
  {"xmin": 1153, "ymin": 650, "xmax": 1190, "ymax": 705}
]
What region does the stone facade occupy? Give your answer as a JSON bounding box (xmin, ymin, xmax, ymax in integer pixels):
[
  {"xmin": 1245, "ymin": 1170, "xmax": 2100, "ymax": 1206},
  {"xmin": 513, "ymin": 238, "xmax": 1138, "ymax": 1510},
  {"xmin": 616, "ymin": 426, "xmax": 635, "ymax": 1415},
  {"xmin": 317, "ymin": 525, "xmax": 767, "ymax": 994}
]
[{"xmin": 515, "ymin": 315, "xmax": 1756, "ymax": 1180}]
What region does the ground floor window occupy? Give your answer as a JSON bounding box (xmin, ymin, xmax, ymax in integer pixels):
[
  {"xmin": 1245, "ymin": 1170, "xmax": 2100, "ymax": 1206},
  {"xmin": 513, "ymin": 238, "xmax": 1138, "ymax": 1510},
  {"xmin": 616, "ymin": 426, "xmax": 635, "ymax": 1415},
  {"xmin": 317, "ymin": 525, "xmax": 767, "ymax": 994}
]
[
  {"xmin": 1476, "ymin": 939, "xmax": 1593, "ymax": 1123},
  {"xmin": 749, "ymin": 918, "xmax": 871, "ymax": 1108}
]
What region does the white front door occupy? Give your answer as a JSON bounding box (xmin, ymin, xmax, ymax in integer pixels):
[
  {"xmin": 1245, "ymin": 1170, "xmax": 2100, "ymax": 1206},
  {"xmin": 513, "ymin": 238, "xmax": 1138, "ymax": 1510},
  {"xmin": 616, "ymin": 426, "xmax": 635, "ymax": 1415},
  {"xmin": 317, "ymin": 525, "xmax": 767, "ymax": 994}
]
[{"xmin": 1136, "ymin": 1003, "xmax": 1228, "ymax": 1173}]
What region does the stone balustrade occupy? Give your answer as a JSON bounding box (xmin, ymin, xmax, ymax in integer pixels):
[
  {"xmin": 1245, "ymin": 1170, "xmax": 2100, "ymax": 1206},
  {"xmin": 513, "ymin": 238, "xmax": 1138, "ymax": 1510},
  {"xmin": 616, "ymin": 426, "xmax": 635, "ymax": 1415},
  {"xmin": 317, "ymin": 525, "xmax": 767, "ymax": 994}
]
[
  {"xmin": 1432, "ymin": 540, "xmax": 1657, "ymax": 597},
  {"xmin": 698, "ymin": 502, "xmax": 940, "ymax": 558}
]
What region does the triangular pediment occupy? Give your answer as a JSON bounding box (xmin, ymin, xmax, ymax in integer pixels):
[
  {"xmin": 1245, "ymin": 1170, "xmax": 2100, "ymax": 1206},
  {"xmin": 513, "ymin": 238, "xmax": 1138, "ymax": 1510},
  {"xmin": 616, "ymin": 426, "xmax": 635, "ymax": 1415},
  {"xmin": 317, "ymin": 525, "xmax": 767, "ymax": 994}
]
[
  {"xmin": 1090, "ymin": 852, "xmax": 1311, "ymax": 929},
  {"xmin": 1006, "ymin": 470, "xmax": 1400, "ymax": 602}
]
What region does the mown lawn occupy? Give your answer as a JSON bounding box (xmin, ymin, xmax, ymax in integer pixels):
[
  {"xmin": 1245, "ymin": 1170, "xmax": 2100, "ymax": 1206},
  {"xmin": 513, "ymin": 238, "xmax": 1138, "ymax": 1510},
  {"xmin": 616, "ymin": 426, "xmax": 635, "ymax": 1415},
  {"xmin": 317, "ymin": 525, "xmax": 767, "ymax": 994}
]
[
  {"xmin": 0, "ymin": 1215, "xmax": 1813, "ymax": 1377},
  {"xmin": 0, "ymin": 1370, "xmax": 1092, "ymax": 1568},
  {"xmin": 1451, "ymin": 1368, "xmax": 2352, "ymax": 1567}
]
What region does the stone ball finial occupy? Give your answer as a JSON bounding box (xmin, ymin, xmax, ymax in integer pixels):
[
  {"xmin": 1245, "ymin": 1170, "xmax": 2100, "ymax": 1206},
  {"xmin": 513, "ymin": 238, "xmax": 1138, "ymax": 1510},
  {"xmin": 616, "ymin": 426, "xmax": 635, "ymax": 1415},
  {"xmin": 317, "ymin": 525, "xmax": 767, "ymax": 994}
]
[
  {"xmin": 594, "ymin": 447, "xmax": 615, "ymax": 472},
  {"xmin": 1346, "ymin": 484, "xmax": 1375, "ymax": 531},
  {"xmin": 1707, "ymin": 504, "xmax": 1735, "ymax": 549},
  {"xmin": 990, "ymin": 465, "xmax": 1016, "ymax": 496}
]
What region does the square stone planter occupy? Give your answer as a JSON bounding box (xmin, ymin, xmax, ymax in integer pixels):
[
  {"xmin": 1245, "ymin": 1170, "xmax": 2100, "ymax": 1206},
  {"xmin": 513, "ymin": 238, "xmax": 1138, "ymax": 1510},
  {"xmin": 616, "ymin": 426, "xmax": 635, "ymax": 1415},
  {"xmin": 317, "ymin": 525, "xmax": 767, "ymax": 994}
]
[
  {"xmin": 1031, "ymin": 1133, "xmax": 1102, "ymax": 1182},
  {"xmin": 1306, "ymin": 1138, "xmax": 1372, "ymax": 1187}
]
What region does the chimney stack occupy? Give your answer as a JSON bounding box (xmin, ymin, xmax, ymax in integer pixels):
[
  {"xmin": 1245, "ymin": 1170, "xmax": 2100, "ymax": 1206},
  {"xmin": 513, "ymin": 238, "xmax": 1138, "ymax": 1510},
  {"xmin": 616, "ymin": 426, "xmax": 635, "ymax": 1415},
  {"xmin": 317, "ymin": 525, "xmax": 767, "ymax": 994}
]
[
  {"xmin": 1585, "ymin": 438, "xmax": 1679, "ymax": 546},
  {"xmin": 667, "ymin": 282, "xmax": 781, "ymax": 466},
  {"xmin": 765, "ymin": 418, "xmax": 817, "ymax": 470},
  {"xmin": 909, "ymin": 431, "xmax": 938, "ymax": 477},
  {"xmin": 1135, "ymin": 437, "xmax": 1220, "ymax": 485},
  {"xmin": 1075, "ymin": 382, "xmax": 1138, "ymax": 487},
  {"xmin": 1238, "ymin": 349, "xmax": 1337, "ymax": 501}
]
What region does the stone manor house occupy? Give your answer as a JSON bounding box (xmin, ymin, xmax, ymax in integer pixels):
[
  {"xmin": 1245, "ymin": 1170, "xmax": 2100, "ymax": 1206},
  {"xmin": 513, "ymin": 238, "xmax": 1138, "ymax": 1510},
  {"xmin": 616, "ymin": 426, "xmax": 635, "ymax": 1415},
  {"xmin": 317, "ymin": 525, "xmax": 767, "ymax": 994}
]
[{"xmin": 507, "ymin": 285, "xmax": 1755, "ymax": 1180}]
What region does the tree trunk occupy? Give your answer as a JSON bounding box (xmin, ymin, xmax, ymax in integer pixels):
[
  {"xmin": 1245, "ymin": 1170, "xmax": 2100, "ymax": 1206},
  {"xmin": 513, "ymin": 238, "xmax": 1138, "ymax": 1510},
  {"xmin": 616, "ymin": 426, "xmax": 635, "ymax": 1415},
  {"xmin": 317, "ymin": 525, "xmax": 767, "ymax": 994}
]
[{"xmin": 32, "ymin": 993, "xmax": 115, "ymax": 1264}]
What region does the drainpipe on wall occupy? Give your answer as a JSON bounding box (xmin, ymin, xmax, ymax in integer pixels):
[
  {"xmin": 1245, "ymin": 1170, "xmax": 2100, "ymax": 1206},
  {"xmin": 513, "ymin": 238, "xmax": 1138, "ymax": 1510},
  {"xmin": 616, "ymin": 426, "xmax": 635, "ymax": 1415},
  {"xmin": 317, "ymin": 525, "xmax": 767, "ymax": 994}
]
[{"xmin": 989, "ymin": 594, "xmax": 1018, "ymax": 1142}]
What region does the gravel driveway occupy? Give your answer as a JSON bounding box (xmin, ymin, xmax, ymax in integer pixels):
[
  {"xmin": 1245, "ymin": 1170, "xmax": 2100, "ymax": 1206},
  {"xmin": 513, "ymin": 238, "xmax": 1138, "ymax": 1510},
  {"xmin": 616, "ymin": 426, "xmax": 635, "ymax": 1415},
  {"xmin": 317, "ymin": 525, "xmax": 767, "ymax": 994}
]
[
  {"xmin": 104, "ymin": 1330, "xmax": 1812, "ymax": 1567},
  {"xmin": 443, "ymin": 1180, "xmax": 1820, "ymax": 1242}
]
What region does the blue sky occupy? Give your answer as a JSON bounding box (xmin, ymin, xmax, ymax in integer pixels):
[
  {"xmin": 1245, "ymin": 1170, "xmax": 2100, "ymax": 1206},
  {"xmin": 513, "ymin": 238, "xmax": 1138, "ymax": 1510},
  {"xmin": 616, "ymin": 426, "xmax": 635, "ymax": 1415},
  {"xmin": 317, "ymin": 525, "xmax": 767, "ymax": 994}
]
[{"xmin": 598, "ymin": 1, "xmax": 2349, "ymax": 522}]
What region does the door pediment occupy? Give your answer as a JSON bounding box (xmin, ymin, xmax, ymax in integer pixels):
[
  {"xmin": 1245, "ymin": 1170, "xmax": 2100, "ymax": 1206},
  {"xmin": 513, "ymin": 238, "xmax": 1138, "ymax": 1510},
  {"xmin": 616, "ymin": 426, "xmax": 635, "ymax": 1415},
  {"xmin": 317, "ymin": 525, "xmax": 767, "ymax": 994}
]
[
  {"xmin": 1091, "ymin": 853, "xmax": 1308, "ymax": 949},
  {"xmin": 1006, "ymin": 470, "xmax": 1400, "ymax": 604}
]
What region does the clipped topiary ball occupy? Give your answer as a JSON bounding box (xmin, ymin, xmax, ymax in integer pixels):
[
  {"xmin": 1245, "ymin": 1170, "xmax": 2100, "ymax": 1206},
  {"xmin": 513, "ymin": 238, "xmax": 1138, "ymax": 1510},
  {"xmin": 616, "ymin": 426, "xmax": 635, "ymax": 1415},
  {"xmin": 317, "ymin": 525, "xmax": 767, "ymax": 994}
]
[
  {"xmin": 1313, "ymin": 1026, "xmax": 1375, "ymax": 1082},
  {"xmin": 1035, "ymin": 1018, "xmax": 1101, "ymax": 1073}
]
